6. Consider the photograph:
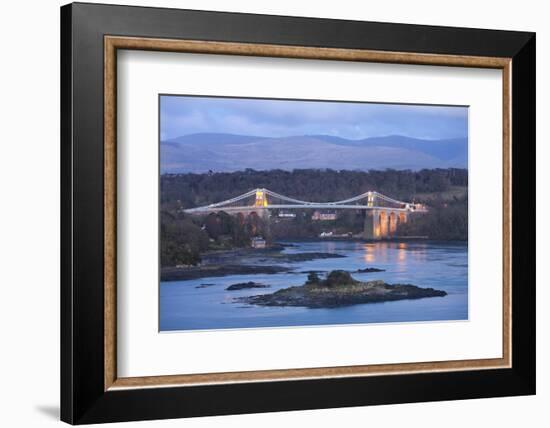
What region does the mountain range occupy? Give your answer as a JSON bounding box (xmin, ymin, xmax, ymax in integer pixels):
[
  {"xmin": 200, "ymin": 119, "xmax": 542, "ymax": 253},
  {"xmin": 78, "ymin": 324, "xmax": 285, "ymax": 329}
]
[{"xmin": 160, "ymin": 133, "xmax": 467, "ymax": 173}]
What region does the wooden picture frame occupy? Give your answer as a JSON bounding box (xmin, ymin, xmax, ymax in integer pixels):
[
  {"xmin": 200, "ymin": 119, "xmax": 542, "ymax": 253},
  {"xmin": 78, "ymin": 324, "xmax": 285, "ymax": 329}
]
[{"xmin": 61, "ymin": 2, "xmax": 535, "ymax": 424}]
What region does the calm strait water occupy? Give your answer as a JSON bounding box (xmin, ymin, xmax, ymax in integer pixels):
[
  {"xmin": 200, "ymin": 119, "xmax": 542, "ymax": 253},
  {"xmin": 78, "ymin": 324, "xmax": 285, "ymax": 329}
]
[{"xmin": 160, "ymin": 240, "xmax": 468, "ymax": 331}]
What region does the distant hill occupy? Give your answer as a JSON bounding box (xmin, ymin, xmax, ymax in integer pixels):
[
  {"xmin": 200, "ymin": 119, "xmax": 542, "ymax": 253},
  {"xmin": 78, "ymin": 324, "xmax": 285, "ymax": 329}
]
[{"xmin": 160, "ymin": 133, "xmax": 467, "ymax": 173}]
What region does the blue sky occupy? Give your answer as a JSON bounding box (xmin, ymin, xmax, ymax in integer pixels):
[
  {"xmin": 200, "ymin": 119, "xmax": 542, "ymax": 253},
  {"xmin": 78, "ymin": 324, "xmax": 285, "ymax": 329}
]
[{"xmin": 160, "ymin": 95, "xmax": 468, "ymax": 141}]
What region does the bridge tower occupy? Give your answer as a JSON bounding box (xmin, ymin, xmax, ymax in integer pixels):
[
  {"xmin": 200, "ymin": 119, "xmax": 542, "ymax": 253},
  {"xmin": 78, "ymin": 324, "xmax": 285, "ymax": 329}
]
[
  {"xmin": 367, "ymin": 191, "xmax": 374, "ymax": 207},
  {"xmin": 254, "ymin": 188, "xmax": 268, "ymax": 207},
  {"xmin": 252, "ymin": 188, "xmax": 270, "ymax": 219}
]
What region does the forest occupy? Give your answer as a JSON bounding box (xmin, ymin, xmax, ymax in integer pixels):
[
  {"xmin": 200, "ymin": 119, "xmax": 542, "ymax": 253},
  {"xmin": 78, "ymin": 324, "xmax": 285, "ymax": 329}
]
[
  {"xmin": 160, "ymin": 168, "xmax": 468, "ymax": 267},
  {"xmin": 161, "ymin": 168, "xmax": 467, "ymax": 209}
]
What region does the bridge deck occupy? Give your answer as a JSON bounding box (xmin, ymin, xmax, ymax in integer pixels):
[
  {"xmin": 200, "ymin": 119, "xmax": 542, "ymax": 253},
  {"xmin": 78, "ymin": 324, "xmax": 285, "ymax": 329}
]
[
  {"xmin": 182, "ymin": 188, "xmax": 426, "ymax": 215},
  {"xmin": 185, "ymin": 204, "xmax": 419, "ymax": 213}
]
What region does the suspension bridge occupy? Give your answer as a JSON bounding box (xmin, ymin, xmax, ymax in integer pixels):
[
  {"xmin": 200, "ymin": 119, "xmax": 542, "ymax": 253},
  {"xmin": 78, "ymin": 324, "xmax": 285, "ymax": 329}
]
[{"xmin": 184, "ymin": 188, "xmax": 426, "ymax": 239}]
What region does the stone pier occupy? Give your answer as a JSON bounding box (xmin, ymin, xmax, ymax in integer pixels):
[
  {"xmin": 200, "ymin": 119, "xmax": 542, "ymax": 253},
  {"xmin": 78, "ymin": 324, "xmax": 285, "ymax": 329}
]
[{"xmin": 363, "ymin": 210, "xmax": 407, "ymax": 240}]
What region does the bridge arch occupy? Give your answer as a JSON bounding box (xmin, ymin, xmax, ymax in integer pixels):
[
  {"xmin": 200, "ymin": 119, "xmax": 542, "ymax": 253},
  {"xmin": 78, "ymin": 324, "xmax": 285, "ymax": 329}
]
[
  {"xmin": 389, "ymin": 211, "xmax": 397, "ymax": 235},
  {"xmin": 379, "ymin": 211, "xmax": 388, "ymax": 237}
]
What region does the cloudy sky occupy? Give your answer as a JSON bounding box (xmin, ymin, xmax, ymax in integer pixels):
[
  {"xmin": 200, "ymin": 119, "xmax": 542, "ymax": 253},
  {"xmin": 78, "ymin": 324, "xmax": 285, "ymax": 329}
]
[{"xmin": 160, "ymin": 95, "xmax": 468, "ymax": 141}]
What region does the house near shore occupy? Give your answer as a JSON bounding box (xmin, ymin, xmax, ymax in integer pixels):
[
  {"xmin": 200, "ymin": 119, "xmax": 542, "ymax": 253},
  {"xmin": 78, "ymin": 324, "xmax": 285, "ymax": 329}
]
[
  {"xmin": 312, "ymin": 211, "xmax": 337, "ymax": 221},
  {"xmin": 251, "ymin": 236, "xmax": 266, "ymax": 248},
  {"xmin": 278, "ymin": 211, "xmax": 296, "ymax": 218}
]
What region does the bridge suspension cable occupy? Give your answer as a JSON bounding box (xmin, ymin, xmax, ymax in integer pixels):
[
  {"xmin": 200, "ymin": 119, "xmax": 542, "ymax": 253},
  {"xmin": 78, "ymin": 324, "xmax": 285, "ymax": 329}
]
[
  {"xmin": 184, "ymin": 187, "xmax": 420, "ymax": 214},
  {"xmin": 195, "ymin": 189, "xmax": 258, "ymax": 209},
  {"xmin": 266, "ymin": 189, "xmax": 410, "ymax": 207}
]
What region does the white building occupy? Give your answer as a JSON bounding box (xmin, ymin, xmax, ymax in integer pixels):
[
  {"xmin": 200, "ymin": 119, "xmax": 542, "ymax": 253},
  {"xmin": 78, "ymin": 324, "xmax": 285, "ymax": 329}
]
[
  {"xmin": 312, "ymin": 211, "xmax": 337, "ymax": 221},
  {"xmin": 250, "ymin": 236, "xmax": 266, "ymax": 248}
]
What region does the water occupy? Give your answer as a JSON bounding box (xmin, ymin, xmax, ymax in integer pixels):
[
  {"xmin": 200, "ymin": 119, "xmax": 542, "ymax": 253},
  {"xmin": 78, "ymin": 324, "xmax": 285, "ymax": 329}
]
[{"xmin": 160, "ymin": 240, "xmax": 468, "ymax": 331}]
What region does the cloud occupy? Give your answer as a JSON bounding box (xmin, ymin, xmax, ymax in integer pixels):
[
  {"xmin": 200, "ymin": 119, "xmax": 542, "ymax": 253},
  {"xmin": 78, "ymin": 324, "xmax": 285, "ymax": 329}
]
[{"xmin": 160, "ymin": 95, "xmax": 468, "ymax": 141}]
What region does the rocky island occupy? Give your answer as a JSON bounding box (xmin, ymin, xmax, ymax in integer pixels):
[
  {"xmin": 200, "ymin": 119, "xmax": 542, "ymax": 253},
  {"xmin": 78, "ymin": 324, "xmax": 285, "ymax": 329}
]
[
  {"xmin": 239, "ymin": 270, "xmax": 447, "ymax": 309},
  {"xmin": 356, "ymin": 267, "xmax": 385, "ymax": 273},
  {"xmin": 226, "ymin": 281, "xmax": 269, "ymax": 291}
]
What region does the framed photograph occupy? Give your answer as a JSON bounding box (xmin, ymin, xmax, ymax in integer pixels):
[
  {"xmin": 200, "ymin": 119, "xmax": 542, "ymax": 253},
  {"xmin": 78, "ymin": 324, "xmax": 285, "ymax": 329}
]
[{"xmin": 61, "ymin": 2, "xmax": 535, "ymax": 424}]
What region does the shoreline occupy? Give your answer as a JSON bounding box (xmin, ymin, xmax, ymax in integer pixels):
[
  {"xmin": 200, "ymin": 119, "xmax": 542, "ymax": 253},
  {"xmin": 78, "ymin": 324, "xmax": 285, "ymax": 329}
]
[
  {"xmin": 161, "ymin": 242, "xmax": 346, "ymax": 281},
  {"xmin": 160, "ymin": 239, "xmax": 467, "ymax": 282}
]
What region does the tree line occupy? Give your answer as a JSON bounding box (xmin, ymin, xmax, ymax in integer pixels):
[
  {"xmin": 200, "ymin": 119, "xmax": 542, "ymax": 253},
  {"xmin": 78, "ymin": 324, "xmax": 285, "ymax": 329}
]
[
  {"xmin": 160, "ymin": 168, "xmax": 468, "ymax": 210},
  {"xmin": 396, "ymin": 194, "xmax": 468, "ymax": 240}
]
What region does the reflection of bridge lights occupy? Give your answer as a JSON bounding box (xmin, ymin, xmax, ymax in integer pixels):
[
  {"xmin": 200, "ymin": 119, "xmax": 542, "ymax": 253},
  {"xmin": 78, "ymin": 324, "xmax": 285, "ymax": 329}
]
[
  {"xmin": 362, "ymin": 242, "xmax": 410, "ymax": 265},
  {"xmin": 363, "ymin": 243, "xmax": 389, "ymax": 263},
  {"xmin": 397, "ymin": 242, "xmax": 407, "ymax": 263},
  {"xmin": 363, "ymin": 245, "xmax": 375, "ymax": 263}
]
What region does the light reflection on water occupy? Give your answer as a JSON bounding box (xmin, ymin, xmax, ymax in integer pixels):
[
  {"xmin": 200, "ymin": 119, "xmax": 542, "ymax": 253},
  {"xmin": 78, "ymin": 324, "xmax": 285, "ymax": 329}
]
[{"xmin": 160, "ymin": 240, "xmax": 468, "ymax": 331}]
